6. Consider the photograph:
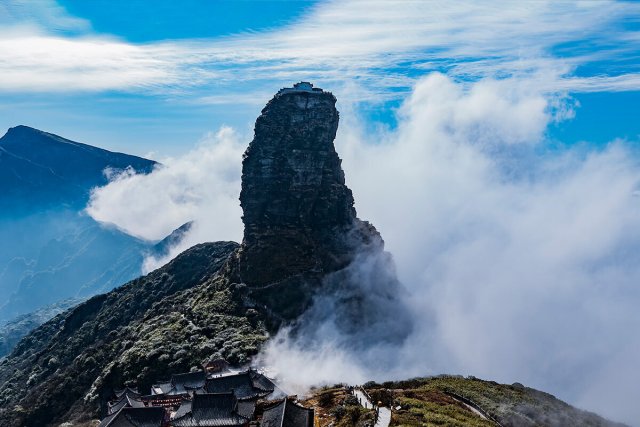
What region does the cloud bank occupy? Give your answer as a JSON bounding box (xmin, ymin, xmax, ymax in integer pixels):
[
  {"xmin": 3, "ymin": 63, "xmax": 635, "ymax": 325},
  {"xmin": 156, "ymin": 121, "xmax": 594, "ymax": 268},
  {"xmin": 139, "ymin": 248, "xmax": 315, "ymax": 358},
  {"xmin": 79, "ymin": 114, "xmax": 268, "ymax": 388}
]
[
  {"xmin": 86, "ymin": 127, "xmax": 244, "ymax": 272},
  {"xmin": 88, "ymin": 72, "xmax": 640, "ymax": 424},
  {"xmin": 261, "ymin": 74, "xmax": 640, "ymax": 426}
]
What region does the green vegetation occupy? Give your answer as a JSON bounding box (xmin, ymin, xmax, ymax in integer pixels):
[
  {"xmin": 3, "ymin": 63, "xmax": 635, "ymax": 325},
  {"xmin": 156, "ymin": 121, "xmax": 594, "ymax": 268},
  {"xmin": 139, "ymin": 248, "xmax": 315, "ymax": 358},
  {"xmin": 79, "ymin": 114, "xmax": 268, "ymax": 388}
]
[
  {"xmin": 0, "ymin": 298, "xmax": 83, "ymax": 358},
  {"xmin": 304, "ymin": 386, "xmax": 375, "ymax": 427},
  {"xmin": 390, "ymin": 391, "xmax": 494, "ymax": 427},
  {"xmin": 363, "ymin": 376, "xmax": 625, "ymax": 427},
  {"xmin": 0, "ymin": 242, "xmax": 272, "ymax": 427}
]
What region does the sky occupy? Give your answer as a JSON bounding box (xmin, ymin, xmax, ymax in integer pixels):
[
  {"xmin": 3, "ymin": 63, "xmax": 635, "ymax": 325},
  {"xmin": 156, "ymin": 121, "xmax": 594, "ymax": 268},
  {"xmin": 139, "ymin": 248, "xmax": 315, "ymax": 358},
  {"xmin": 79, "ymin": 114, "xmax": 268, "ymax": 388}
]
[
  {"xmin": 1, "ymin": 0, "xmax": 639, "ymax": 156},
  {"xmin": 3, "ymin": 1, "xmax": 640, "ymax": 425}
]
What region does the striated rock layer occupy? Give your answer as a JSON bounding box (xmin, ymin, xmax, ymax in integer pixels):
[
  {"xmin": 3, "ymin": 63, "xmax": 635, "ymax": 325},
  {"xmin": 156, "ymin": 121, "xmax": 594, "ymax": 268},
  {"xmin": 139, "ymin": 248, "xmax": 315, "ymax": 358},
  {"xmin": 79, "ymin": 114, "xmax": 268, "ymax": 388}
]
[{"xmin": 238, "ymin": 83, "xmax": 385, "ymax": 320}]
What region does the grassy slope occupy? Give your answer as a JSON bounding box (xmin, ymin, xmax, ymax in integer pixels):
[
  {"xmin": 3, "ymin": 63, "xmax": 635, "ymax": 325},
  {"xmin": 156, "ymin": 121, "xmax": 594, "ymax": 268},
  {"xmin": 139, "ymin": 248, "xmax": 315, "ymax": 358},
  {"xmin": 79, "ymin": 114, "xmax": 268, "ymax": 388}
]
[
  {"xmin": 302, "ymin": 377, "xmax": 626, "ymax": 427},
  {"xmin": 364, "ymin": 376, "xmax": 627, "ymax": 427},
  {"xmin": 303, "ymin": 387, "xmax": 376, "ymax": 427}
]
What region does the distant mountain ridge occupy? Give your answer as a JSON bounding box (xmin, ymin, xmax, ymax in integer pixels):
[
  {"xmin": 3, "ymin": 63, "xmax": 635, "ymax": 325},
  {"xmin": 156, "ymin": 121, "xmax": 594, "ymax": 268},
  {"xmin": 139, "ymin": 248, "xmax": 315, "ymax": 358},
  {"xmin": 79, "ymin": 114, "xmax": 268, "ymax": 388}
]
[
  {"xmin": 0, "ymin": 298, "xmax": 82, "ymax": 359},
  {"xmin": 0, "ymin": 126, "xmax": 181, "ymax": 351},
  {"xmin": 0, "ymin": 125, "xmax": 156, "ymax": 213},
  {"xmin": 0, "ymin": 217, "xmax": 151, "ymax": 322}
]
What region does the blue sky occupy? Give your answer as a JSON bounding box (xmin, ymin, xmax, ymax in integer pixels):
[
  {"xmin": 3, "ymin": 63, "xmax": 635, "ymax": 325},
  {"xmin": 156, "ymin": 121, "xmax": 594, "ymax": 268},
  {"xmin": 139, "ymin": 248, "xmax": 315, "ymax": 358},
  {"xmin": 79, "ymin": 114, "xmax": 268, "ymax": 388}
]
[
  {"xmin": 1, "ymin": 0, "xmax": 639, "ymax": 157},
  {"xmin": 58, "ymin": 0, "xmax": 319, "ymax": 42}
]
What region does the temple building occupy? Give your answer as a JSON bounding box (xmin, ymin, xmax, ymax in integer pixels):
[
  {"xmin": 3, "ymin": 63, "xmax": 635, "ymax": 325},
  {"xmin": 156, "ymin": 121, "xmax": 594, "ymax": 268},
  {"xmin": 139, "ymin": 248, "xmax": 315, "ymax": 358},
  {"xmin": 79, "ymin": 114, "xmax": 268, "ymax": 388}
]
[
  {"xmin": 171, "ymin": 392, "xmax": 254, "ymax": 427},
  {"xmin": 141, "ymin": 393, "xmax": 186, "ymax": 411},
  {"xmin": 100, "ymin": 368, "xmax": 309, "ymax": 427},
  {"xmin": 107, "ymin": 394, "xmax": 145, "ymax": 416},
  {"xmin": 261, "ymin": 399, "xmax": 314, "ymax": 427},
  {"xmin": 98, "ymin": 407, "xmax": 166, "ymax": 427},
  {"xmin": 277, "ymin": 81, "xmax": 324, "ymax": 95},
  {"xmin": 152, "ymin": 371, "xmax": 207, "ymax": 395},
  {"xmin": 107, "ymin": 388, "xmax": 144, "ymax": 415},
  {"xmin": 204, "ymin": 370, "xmax": 275, "ymax": 400},
  {"xmin": 202, "ymin": 358, "xmax": 231, "ymax": 375}
]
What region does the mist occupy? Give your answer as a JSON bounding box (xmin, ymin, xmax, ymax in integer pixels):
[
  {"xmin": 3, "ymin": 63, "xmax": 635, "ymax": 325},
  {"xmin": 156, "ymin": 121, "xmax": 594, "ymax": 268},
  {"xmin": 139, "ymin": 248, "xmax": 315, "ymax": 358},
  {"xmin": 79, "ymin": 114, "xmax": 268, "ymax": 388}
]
[
  {"xmin": 87, "ymin": 127, "xmax": 245, "ymax": 273},
  {"xmin": 87, "ymin": 74, "xmax": 640, "ymax": 425}
]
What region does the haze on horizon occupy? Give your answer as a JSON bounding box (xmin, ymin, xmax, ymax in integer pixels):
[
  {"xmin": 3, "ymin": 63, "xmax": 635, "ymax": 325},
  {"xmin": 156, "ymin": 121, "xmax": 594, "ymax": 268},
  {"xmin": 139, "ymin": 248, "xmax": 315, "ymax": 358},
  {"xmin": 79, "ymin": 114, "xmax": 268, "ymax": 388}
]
[{"xmin": 2, "ymin": 1, "xmax": 640, "ymax": 425}]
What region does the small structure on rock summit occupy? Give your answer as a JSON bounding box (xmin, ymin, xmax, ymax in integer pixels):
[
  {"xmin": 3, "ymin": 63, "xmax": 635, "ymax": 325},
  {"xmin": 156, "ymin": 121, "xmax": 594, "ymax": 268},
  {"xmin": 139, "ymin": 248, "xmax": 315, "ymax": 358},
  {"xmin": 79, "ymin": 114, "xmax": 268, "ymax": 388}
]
[{"xmin": 276, "ymin": 81, "xmax": 323, "ymax": 95}]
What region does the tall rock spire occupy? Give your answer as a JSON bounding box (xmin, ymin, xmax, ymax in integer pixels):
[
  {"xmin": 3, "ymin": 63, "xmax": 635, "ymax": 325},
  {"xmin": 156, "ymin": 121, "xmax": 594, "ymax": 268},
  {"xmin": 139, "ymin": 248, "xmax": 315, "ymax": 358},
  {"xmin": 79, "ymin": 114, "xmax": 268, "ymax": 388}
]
[
  {"xmin": 238, "ymin": 82, "xmax": 411, "ymax": 340},
  {"xmin": 238, "ymin": 82, "xmax": 381, "ymax": 289}
]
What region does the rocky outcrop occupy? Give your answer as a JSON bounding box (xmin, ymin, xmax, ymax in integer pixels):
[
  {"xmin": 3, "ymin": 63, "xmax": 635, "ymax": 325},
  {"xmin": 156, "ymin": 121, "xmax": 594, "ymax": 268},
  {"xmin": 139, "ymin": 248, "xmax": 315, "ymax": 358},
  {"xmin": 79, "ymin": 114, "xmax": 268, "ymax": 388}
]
[{"xmin": 238, "ymin": 82, "xmax": 384, "ymax": 319}]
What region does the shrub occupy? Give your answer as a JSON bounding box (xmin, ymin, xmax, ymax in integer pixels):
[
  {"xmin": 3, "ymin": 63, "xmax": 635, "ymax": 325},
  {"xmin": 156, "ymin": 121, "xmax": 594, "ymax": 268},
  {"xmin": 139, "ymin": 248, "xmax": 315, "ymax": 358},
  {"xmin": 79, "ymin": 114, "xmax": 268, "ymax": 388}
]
[
  {"xmin": 318, "ymin": 391, "xmax": 335, "ymax": 407},
  {"xmin": 344, "ymin": 394, "xmax": 359, "ymax": 406},
  {"xmin": 331, "ymin": 405, "xmax": 346, "ymax": 420}
]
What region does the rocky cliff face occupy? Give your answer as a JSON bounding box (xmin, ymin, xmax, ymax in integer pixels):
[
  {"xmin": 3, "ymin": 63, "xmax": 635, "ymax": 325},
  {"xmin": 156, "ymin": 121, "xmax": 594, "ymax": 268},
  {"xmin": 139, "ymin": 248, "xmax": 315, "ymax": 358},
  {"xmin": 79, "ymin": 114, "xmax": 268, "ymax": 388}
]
[{"xmin": 238, "ymin": 83, "xmax": 384, "ymax": 320}]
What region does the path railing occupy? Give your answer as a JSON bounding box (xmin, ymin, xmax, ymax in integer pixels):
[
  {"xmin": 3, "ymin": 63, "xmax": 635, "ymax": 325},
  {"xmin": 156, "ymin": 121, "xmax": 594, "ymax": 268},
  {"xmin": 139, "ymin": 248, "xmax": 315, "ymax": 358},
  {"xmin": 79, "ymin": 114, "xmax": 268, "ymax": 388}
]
[{"xmin": 443, "ymin": 391, "xmax": 503, "ymax": 427}]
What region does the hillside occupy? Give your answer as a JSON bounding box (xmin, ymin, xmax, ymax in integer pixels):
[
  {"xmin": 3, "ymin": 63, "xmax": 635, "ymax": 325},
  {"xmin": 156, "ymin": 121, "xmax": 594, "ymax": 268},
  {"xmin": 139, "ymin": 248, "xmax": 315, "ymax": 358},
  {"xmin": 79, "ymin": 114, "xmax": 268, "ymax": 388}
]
[
  {"xmin": 0, "ymin": 217, "xmax": 151, "ymax": 322},
  {"xmin": 305, "ymin": 377, "xmax": 626, "ymax": 427},
  {"xmin": 0, "ymin": 241, "xmax": 254, "ymax": 425},
  {"xmin": 0, "ymin": 126, "xmax": 162, "ymax": 330},
  {"xmin": 0, "ymin": 298, "xmax": 82, "ymax": 359}
]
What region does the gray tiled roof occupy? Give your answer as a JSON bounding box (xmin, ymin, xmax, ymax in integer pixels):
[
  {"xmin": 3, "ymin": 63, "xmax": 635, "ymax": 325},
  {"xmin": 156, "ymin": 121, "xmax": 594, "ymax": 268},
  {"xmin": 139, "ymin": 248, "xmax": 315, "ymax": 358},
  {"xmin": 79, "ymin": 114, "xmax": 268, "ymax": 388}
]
[
  {"xmin": 152, "ymin": 370, "xmax": 207, "ymax": 395},
  {"xmin": 108, "ymin": 394, "xmax": 145, "ymax": 415},
  {"xmin": 204, "ymin": 371, "xmax": 274, "ymax": 400},
  {"xmin": 99, "ymin": 407, "xmax": 165, "ymax": 427},
  {"xmin": 236, "ymin": 400, "xmax": 256, "ymax": 420},
  {"xmin": 172, "ymin": 371, "xmax": 207, "ymax": 394},
  {"xmin": 171, "ymin": 392, "xmax": 249, "ymax": 427},
  {"xmin": 262, "ymin": 400, "xmax": 313, "ymax": 427},
  {"xmin": 114, "ymin": 387, "xmax": 141, "ymax": 399},
  {"xmin": 151, "ymin": 381, "xmax": 173, "ymax": 395}
]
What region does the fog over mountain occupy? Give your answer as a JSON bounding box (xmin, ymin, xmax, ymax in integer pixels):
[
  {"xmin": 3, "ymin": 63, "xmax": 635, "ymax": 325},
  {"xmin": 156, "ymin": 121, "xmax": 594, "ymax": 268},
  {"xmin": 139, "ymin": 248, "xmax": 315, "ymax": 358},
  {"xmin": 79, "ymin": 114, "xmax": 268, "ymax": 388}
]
[
  {"xmin": 0, "ymin": 81, "xmax": 625, "ymax": 427},
  {"xmin": 88, "ymin": 76, "xmax": 640, "ymax": 425}
]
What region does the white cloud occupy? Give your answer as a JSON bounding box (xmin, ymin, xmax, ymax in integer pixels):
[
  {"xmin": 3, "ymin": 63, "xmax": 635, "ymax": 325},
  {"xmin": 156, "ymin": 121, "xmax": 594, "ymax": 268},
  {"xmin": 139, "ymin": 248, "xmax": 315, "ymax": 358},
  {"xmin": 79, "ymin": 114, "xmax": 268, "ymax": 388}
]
[
  {"xmin": 0, "ymin": 0, "xmax": 90, "ymax": 33},
  {"xmin": 86, "ymin": 126, "xmax": 245, "ymax": 261},
  {"xmin": 0, "ymin": 1, "xmax": 639, "ymax": 96},
  {"xmin": 0, "ymin": 33, "xmax": 182, "ymax": 92}
]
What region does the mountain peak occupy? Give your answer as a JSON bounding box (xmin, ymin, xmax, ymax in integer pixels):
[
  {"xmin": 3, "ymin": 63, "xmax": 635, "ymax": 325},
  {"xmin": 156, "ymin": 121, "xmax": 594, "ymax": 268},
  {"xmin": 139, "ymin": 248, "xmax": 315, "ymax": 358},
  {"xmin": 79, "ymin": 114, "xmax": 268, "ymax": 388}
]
[
  {"xmin": 1, "ymin": 125, "xmax": 49, "ymax": 144},
  {"xmin": 276, "ymin": 81, "xmax": 330, "ymax": 95},
  {"xmin": 236, "ymin": 82, "xmax": 389, "ymax": 320},
  {"xmin": 238, "ymin": 81, "xmax": 369, "ymax": 286},
  {"xmin": 0, "ymin": 125, "xmax": 157, "ymax": 213},
  {"xmin": 5, "ymin": 124, "xmax": 42, "ymax": 134}
]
